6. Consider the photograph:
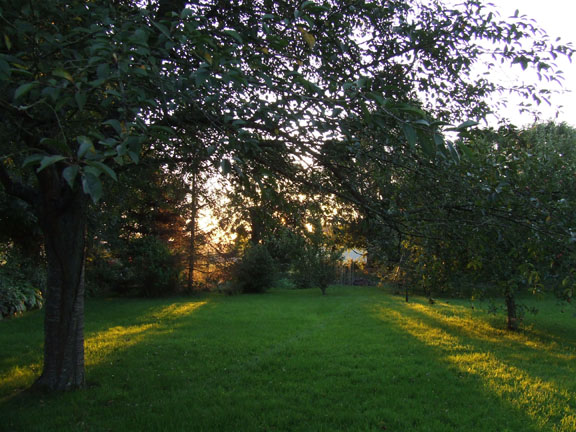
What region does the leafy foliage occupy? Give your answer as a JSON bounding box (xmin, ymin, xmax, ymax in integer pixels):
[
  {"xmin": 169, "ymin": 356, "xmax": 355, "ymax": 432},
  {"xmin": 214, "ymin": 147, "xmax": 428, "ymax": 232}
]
[
  {"xmin": 291, "ymin": 245, "xmax": 340, "ymax": 294},
  {"xmin": 232, "ymin": 244, "xmax": 278, "ymax": 294},
  {"xmin": 121, "ymin": 236, "xmax": 182, "ymax": 297},
  {"xmin": 365, "ymin": 122, "xmax": 576, "ymax": 328},
  {"xmin": 0, "ymin": 250, "xmax": 44, "ymax": 318},
  {"xmin": 290, "ymin": 221, "xmax": 341, "ymax": 294}
]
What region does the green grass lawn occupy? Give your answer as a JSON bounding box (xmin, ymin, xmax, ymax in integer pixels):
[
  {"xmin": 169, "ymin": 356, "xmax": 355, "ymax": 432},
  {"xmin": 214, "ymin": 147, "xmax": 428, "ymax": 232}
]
[{"xmin": 1, "ymin": 285, "xmax": 575, "ymax": 431}]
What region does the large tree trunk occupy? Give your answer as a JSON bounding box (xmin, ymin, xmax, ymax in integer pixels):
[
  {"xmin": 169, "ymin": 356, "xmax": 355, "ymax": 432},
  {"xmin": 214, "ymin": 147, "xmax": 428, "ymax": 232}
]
[{"xmin": 33, "ymin": 177, "xmax": 88, "ymax": 391}]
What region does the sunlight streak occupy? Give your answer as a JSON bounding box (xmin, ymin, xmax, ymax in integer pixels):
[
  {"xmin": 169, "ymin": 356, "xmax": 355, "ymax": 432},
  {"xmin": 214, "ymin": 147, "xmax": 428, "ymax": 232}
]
[
  {"xmin": 0, "ymin": 364, "xmax": 41, "ymax": 397},
  {"xmin": 85, "ymin": 323, "xmax": 158, "ymax": 366},
  {"xmin": 0, "ymin": 300, "xmax": 209, "ymax": 400},
  {"xmin": 379, "ymin": 307, "xmax": 576, "ymax": 431},
  {"xmin": 86, "ymin": 301, "xmax": 208, "ymax": 366},
  {"xmin": 404, "ymin": 302, "xmax": 576, "ymax": 362},
  {"xmin": 147, "ymin": 301, "xmax": 208, "ymax": 321}
]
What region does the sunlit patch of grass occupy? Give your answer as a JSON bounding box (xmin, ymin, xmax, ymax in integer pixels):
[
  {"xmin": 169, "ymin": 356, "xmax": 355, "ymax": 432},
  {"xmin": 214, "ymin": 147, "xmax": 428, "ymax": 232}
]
[
  {"xmin": 85, "ymin": 301, "xmax": 208, "ymax": 366},
  {"xmin": 0, "ymin": 299, "xmax": 208, "ymax": 398},
  {"xmin": 451, "ymin": 352, "xmax": 576, "ymax": 431},
  {"xmin": 382, "ymin": 306, "xmax": 576, "ymax": 431},
  {"xmin": 145, "ymin": 300, "xmax": 208, "ymax": 321},
  {"xmin": 0, "ymin": 363, "xmax": 41, "ymax": 398},
  {"xmin": 404, "ymin": 302, "xmax": 576, "ymax": 361},
  {"xmin": 85, "ymin": 323, "xmax": 159, "ymax": 366}
]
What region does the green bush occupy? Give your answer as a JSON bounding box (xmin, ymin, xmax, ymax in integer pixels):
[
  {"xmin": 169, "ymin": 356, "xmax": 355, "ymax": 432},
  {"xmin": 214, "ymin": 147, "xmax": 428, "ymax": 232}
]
[
  {"xmin": 123, "ymin": 236, "xmax": 182, "ymax": 297},
  {"xmin": 85, "ymin": 254, "xmax": 125, "ymax": 296},
  {"xmin": 232, "ymin": 244, "xmax": 277, "ymax": 294},
  {"xmin": 0, "ymin": 251, "xmax": 44, "ymax": 319},
  {"xmin": 0, "ymin": 279, "xmax": 43, "ymax": 319}
]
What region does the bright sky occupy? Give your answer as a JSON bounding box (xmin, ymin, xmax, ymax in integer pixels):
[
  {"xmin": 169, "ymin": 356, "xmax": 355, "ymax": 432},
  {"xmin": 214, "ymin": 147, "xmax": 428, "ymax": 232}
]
[{"xmin": 483, "ymin": 0, "xmax": 576, "ymax": 127}]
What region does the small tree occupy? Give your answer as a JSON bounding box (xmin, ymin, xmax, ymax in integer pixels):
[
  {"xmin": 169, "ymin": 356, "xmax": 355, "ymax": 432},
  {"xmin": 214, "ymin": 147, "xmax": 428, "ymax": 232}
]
[
  {"xmin": 290, "ymin": 219, "xmax": 340, "ymax": 295},
  {"xmin": 292, "ymin": 245, "xmax": 340, "ymax": 295},
  {"xmin": 232, "ymin": 244, "xmax": 278, "ymax": 294}
]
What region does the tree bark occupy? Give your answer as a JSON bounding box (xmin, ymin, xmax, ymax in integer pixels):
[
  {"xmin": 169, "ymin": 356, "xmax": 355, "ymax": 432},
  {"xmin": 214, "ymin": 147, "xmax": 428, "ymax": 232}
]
[
  {"xmin": 33, "ymin": 173, "xmax": 88, "ymax": 391},
  {"xmin": 505, "ymin": 290, "xmax": 518, "ymax": 331},
  {"xmin": 249, "ymin": 206, "xmax": 264, "ymax": 245},
  {"xmin": 187, "ymin": 173, "xmax": 199, "ymax": 291}
]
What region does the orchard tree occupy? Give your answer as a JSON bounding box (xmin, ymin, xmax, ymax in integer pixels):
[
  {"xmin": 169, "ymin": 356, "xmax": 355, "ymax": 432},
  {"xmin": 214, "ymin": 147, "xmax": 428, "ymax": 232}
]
[
  {"xmin": 382, "ymin": 122, "xmax": 576, "ymax": 330},
  {"xmin": 0, "ymin": 0, "xmax": 572, "ymax": 390}
]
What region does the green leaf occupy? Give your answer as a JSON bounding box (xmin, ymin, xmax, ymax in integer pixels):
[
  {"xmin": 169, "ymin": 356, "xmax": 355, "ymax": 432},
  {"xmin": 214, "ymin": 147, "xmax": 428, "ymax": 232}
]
[
  {"xmin": 402, "ymin": 124, "xmax": 418, "ymax": 149},
  {"xmin": 151, "ymin": 22, "xmax": 171, "ymax": 40},
  {"xmin": 128, "ymin": 151, "xmax": 139, "ymax": 163},
  {"xmin": 223, "ymin": 29, "xmax": 243, "ymax": 44},
  {"xmin": 221, "ymin": 159, "xmax": 231, "ymax": 175},
  {"xmin": 86, "ymin": 161, "xmax": 118, "ymax": 181},
  {"xmin": 131, "ymin": 28, "xmax": 149, "ymax": 45},
  {"xmin": 116, "ymin": 142, "xmax": 127, "ymax": 157},
  {"xmin": 421, "ymin": 136, "xmax": 436, "ymax": 158},
  {"xmin": 447, "ymin": 141, "xmax": 460, "ymax": 162},
  {"xmin": 37, "ymin": 155, "xmax": 67, "ymax": 173},
  {"xmin": 88, "ymin": 78, "xmax": 107, "ymax": 88},
  {"xmin": 149, "ymin": 125, "xmax": 174, "ymax": 134},
  {"xmin": 372, "ymin": 114, "xmax": 387, "ymax": 129},
  {"xmin": 22, "ymin": 154, "xmax": 44, "ymax": 169},
  {"xmin": 96, "ymin": 63, "xmax": 110, "ymax": 80},
  {"xmin": 103, "ymin": 119, "xmax": 122, "ymax": 134},
  {"xmin": 297, "ymin": 26, "xmax": 316, "ymax": 48},
  {"xmin": 40, "ymin": 137, "xmax": 72, "ymax": 155},
  {"xmin": 75, "ymin": 91, "xmax": 87, "ymax": 110},
  {"xmin": 455, "ymin": 120, "xmax": 479, "ymax": 131},
  {"xmin": 396, "ymin": 103, "xmax": 425, "ymax": 116},
  {"xmin": 77, "ymin": 136, "xmax": 95, "ymax": 158},
  {"xmin": 62, "ymin": 165, "xmax": 80, "ymax": 188},
  {"xmin": 4, "ymin": 34, "xmax": 12, "ymax": 50},
  {"xmin": 14, "ymin": 82, "xmax": 38, "ymax": 100},
  {"xmin": 0, "ymin": 57, "xmax": 11, "ymax": 80},
  {"xmin": 368, "ymin": 92, "xmax": 386, "ymax": 106},
  {"xmin": 458, "ymin": 143, "xmax": 475, "ymax": 160},
  {"xmin": 124, "ymin": 136, "xmax": 143, "ymax": 162},
  {"xmin": 412, "ymin": 119, "xmax": 431, "ymax": 127},
  {"xmin": 52, "ymin": 68, "xmax": 74, "ymax": 82},
  {"xmin": 433, "ymin": 133, "xmax": 444, "ymax": 148},
  {"xmin": 81, "ymin": 172, "xmax": 102, "ymax": 203}
]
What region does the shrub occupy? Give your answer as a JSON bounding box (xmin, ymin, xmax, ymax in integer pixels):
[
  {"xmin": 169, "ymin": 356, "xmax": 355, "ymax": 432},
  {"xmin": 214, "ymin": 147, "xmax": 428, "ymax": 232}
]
[
  {"xmin": 232, "ymin": 244, "xmax": 277, "ymax": 294},
  {"xmin": 123, "ymin": 236, "xmax": 182, "ymax": 297},
  {"xmin": 0, "ymin": 279, "xmax": 43, "ymax": 319},
  {"xmin": 0, "ymin": 251, "xmax": 44, "ymax": 319},
  {"xmin": 85, "ymin": 254, "xmax": 125, "ymax": 296}
]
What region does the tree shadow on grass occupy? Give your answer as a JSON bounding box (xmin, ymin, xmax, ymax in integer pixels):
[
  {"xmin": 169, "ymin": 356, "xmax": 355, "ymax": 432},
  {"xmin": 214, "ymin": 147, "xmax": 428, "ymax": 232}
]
[{"xmin": 375, "ymin": 297, "xmax": 576, "ymax": 432}]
